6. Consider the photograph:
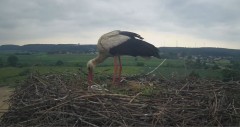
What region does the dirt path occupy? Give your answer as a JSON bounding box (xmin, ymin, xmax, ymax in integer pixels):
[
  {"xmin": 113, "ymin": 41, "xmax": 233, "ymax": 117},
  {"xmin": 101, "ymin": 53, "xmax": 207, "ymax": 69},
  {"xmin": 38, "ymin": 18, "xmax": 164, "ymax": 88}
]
[{"xmin": 0, "ymin": 87, "xmax": 12, "ymax": 116}]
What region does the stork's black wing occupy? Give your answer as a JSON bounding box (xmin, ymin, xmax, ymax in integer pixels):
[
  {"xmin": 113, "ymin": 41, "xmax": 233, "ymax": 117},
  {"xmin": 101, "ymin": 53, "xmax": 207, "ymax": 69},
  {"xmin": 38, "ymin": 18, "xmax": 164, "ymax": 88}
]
[
  {"xmin": 109, "ymin": 39, "xmax": 160, "ymax": 58},
  {"xmin": 119, "ymin": 31, "xmax": 144, "ymax": 40}
]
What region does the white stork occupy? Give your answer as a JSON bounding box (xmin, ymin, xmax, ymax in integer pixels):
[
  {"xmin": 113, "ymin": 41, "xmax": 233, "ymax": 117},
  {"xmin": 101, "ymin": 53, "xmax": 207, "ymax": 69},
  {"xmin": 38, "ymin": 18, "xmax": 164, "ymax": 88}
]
[{"xmin": 87, "ymin": 30, "xmax": 160, "ymax": 85}]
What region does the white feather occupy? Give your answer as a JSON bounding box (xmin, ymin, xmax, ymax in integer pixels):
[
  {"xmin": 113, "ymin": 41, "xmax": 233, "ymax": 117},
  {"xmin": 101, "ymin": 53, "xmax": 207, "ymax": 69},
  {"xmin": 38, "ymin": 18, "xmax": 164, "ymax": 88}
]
[{"xmin": 97, "ymin": 30, "xmax": 130, "ymax": 52}]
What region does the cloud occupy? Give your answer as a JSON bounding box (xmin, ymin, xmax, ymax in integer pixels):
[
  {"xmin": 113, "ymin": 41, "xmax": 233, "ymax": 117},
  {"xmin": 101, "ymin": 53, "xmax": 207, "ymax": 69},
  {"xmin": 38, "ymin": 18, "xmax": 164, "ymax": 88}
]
[{"xmin": 0, "ymin": 0, "xmax": 239, "ymax": 48}]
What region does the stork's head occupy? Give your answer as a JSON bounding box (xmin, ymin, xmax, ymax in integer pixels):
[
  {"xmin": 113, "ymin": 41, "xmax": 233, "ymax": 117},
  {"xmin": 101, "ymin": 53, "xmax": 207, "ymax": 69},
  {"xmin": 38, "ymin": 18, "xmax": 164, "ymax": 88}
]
[
  {"xmin": 87, "ymin": 59, "xmax": 96, "ymax": 71},
  {"xmin": 87, "ymin": 60, "xmax": 95, "ymax": 85}
]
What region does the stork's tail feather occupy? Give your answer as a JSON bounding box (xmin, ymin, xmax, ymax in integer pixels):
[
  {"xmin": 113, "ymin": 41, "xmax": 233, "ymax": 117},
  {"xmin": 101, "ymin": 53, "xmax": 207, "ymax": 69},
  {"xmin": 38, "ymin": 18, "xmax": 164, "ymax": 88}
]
[
  {"xmin": 154, "ymin": 52, "xmax": 161, "ymax": 59},
  {"xmin": 153, "ymin": 47, "xmax": 160, "ymax": 59},
  {"xmin": 132, "ymin": 33, "xmax": 144, "ymax": 40},
  {"xmin": 120, "ymin": 31, "xmax": 144, "ymax": 40}
]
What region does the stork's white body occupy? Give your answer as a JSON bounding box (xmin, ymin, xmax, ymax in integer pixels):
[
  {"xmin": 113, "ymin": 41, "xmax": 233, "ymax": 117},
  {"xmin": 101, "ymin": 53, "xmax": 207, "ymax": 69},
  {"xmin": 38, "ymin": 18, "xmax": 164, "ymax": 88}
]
[{"xmin": 97, "ymin": 30, "xmax": 130, "ymax": 52}]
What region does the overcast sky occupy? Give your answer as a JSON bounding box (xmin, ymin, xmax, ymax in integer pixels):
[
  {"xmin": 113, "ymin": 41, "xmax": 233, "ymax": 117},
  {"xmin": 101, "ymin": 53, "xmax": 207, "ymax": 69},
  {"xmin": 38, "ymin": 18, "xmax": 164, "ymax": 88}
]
[{"xmin": 0, "ymin": 0, "xmax": 239, "ymax": 49}]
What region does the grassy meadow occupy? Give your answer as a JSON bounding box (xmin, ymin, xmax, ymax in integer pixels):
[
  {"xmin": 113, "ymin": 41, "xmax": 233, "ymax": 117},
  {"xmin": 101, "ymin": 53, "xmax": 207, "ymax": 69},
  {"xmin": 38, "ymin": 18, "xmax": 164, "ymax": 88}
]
[{"xmin": 0, "ymin": 52, "xmax": 227, "ymax": 87}]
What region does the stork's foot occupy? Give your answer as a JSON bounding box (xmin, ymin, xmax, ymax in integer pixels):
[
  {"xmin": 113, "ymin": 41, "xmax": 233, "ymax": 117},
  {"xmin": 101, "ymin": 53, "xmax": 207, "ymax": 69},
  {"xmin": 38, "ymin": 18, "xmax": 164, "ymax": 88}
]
[
  {"xmin": 88, "ymin": 85, "xmax": 109, "ymax": 92},
  {"xmin": 112, "ymin": 77, "xmax": 127, "ymax": 85},
  {"xmin": 120, "ymin": 77, "xmax": 127, "ymax": 83}
]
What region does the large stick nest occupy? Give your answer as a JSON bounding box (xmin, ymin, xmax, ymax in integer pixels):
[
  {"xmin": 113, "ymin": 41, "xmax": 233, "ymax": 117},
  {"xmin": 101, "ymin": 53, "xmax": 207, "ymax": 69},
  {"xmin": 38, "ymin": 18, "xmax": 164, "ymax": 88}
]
[{"xmin": 0, "ymin": 73, "xmax": 240, "ymax": 126}]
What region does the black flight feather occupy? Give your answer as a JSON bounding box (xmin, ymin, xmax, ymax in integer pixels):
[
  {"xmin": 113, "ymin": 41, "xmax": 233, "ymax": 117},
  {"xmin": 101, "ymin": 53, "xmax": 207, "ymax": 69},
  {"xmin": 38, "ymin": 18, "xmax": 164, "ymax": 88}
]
[{"xmin": 109, "ymin": 39, "xmax": 160, "ymax": 58}]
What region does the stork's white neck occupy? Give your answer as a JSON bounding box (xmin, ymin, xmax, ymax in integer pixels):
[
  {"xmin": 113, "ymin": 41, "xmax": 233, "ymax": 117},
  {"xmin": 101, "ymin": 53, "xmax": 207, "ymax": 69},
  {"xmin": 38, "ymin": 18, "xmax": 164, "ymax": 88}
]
[{"xmin": 87, "ymin": 53, "xmax": 108, "ymax": 69}]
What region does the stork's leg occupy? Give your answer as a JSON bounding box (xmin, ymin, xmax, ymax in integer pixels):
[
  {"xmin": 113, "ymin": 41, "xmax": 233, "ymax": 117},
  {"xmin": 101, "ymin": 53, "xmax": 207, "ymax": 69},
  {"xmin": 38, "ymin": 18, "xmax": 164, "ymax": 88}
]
[
  {"xmin": 88, "ymin": 69, "xmax": 93, "ymax": 86},
  {"xmin": 118, "ymin": 56, "xmax": 122, "ymax": 83},
  {"xmin": 112, "ymin": 56, "xmax": 118, "ymax": 84}
]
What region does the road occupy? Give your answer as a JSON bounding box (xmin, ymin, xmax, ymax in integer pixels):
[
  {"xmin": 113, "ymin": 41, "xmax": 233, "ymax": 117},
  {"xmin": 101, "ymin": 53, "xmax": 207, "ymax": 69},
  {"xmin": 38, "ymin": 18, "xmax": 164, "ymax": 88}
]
[{"xmin": 0, "ymin": 87, "xmax": 12, "ymax": 116}]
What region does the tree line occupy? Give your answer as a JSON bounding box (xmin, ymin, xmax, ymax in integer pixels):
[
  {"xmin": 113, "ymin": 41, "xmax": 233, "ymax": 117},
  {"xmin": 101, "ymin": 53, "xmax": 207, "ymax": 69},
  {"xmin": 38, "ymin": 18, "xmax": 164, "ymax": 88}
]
[
  {"xmin": 0, "ymin": 44, "xmax": 96, "ymax": 53},
  {"xmin": 1, "ymin": 44, "xmax": 240, "ymax": 58}
]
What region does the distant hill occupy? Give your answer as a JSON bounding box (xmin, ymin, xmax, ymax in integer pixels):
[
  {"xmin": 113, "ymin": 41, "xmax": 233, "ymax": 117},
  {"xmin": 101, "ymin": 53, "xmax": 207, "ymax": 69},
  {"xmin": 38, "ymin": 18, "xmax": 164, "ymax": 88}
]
[
  {"xmin": 0, "ymin": 44, "xmax": 240, "ymax": 58},
  {"xmin": 160, "ymin": 47, "xmax": 240, "ymax": 58},
  {"xmin": 0, "ymin": 44, "xmax": 96, "ymax": 53}
]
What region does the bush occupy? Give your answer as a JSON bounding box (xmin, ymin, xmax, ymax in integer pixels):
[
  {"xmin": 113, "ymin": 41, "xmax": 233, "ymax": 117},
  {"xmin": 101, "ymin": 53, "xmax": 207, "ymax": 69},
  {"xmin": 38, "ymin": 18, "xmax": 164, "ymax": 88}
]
[
  {"xmin": 7, "ymin": 55, "xmax": 18, "ymax": 67},
  {"xmin": 55, "ymin": 60, "xmax": 64, "ymax": 66},
  {"xmin": 0, "ymin": 57, "xmax": 3, "ymax": 67},
  {"xmin": 75, "ymin": 62, "xmax": 84, "ymax": 67},
  {"xmin": 19, "ymin": 69, "xmax": 31, "ymax": 76},
  {"xmin": 189, "ymin": 70, "xmax": 200, "ymax": 78},
  {"xmin": 212, "ymin": 64, "xmax": 220, "ymax": 70},
  {"xmin": 222, "ymin": 69, "xmax": 240, "ymax": 81},
  {"xmin": 136, "ymin": 62, "xmax": 144, "ymax": 66}
]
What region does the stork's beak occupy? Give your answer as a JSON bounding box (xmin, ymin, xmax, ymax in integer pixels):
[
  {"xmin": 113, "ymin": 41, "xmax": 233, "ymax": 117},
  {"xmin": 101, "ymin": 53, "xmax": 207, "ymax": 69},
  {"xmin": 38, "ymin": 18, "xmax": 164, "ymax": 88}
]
[{"xmin": 88, "ymin": 68, "xmax": 93, "ymax": 85}]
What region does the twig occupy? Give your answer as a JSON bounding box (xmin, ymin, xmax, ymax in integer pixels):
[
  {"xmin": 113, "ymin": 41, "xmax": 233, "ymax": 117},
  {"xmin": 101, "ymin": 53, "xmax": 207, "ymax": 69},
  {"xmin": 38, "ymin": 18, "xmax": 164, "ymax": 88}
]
[
  {"xmin": 129, "ymin": 92, "xmax": 142, "ymax": 104},
  {"xmin": 145, "ymin": 59, "xmax": 166, "ymax": 75}
]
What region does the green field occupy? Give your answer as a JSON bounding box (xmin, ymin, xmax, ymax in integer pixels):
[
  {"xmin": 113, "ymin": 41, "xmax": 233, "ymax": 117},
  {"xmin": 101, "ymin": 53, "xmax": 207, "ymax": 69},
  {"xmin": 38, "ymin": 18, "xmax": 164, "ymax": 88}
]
[{"xmin": 0, "ymin": 52, "xmax": 230, "ymax": 87}]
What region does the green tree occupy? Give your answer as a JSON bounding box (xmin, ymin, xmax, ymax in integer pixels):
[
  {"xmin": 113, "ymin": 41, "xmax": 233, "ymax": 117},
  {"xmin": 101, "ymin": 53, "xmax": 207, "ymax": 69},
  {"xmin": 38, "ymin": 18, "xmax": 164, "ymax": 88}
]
[
  {"xmin": 7, "ymin": 55, "xmax": 18, "ymax": 66},
  {"xmin": 212, "ymin": 64, "xmax": 220, "ymax": 70},
  {"xmin": 189, "ymin": 70, "xmax": 200, "ymax": 78},
  {"xmin": 222, "ymin": 69, "xmax": 240, "ymax": 81},
  {"xmin": 0, "ymin": 57, "xmax": 3, "ymax": 67},
  {"xmin": 195, "ymin": 58, "xmax": 202, "ymax": 68},
  {"xmin": 136, "ymin": 62, "xmax": 144, "ymax": 66},
  {"xmin": 55, "ymin": 60, "xmax": 64, "ymax": 66},
  {"xmin": 230, "ymin": 61, "xmax": 240, "ymax": 70},
  {"xmin": 222, "ymin": 61, "xmax": 240, "ymax": 81}
]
